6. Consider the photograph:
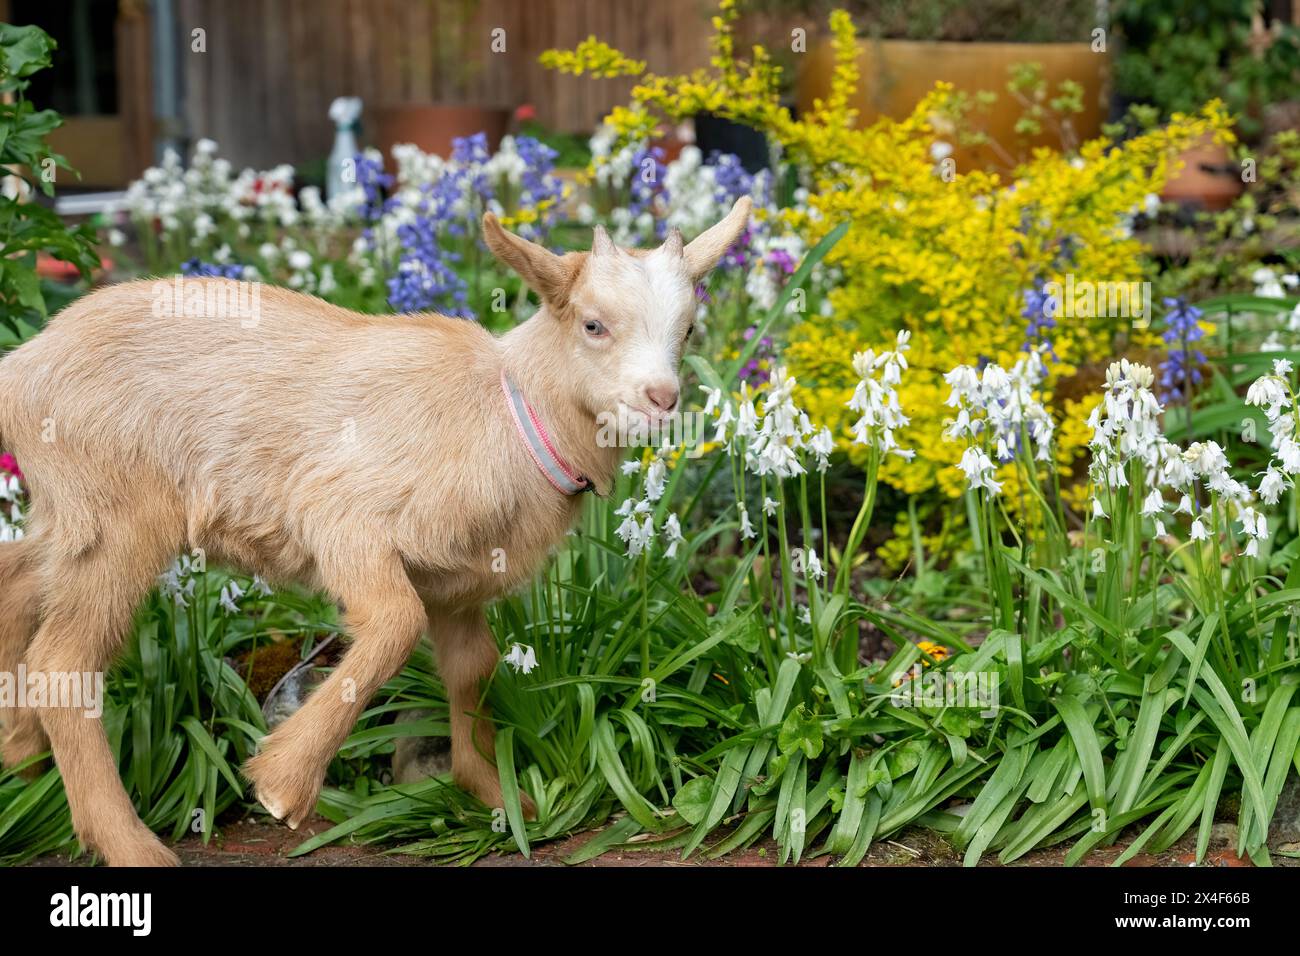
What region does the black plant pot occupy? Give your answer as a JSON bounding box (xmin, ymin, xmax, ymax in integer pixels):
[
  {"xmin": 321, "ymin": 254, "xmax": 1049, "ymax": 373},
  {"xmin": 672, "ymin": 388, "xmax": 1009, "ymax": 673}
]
[{"xmin": 693, "ymin": 112, "xmax": 770, "ymax": 174}]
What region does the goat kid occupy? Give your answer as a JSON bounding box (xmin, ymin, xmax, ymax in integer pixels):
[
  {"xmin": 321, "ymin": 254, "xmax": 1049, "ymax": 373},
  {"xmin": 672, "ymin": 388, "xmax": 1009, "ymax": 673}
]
[{"xmin": 0, "ymin": 197, "xmax": 751, "ymax": 866}]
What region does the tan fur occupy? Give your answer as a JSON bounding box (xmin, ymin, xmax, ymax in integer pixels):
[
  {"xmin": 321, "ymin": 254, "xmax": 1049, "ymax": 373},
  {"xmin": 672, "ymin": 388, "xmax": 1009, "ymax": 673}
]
[
  {"xmin": 0, "ymin": 536, "xmax": 46, "ymax": 777},
  {"xmin": 0, "ymin": 200, "xmax": 749, "ymax": 865}
]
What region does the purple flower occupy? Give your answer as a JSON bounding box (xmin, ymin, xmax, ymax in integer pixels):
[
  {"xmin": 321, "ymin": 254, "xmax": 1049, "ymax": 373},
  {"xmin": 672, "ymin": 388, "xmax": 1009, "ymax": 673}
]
[
  {"xmin": 387, "ymin": 179, "xmax": 470, "ymax": 317},
  {"xmin": 709, "ymin": 151, "xmax": 753, "ymax": 206},
  {"xmin": 354, "ymin": 152, "xmax": 395, "ymax": 222},
  {"xmin": 721, "ymin": 223, "xmax": 754, "ymax": 270},
  {"xmin": 739, "ymin": 326, "xmax": 774, "ymax": 385},
  {"xmin": 452, "ymin": 132, "xmax": 493, "ymax": 208},
  {"xmin": 766, "ymin": 248, "xmax": 796, "ymax": 275},
  {"xmin": 1159, "ymin": 297, "xmax": 1205, "ymax": 403},
  {"xmin": 710, "ymin": 152, "xmax": 774, "ymax": 272},
  {"xmin": 452, "ymin": 132, "xmax": 490, "ymax": 165},
  {"xmin": 1021, "ymin": 280, "xmax": 1059, "ymax": 362},
  {"xmin": 513, "ymin": 135, "xmax": 564, "ymax": 244},
  {"xmin": 384, "ymin": 160, "xmax": 475, "ymax": 316},
  {"xmin": 351, "ymin": 144, "xmax": 479, "ymax": 317},
  {"xmin": 629, "ymin": 145, "xmax": 668, "ymax": 241}
]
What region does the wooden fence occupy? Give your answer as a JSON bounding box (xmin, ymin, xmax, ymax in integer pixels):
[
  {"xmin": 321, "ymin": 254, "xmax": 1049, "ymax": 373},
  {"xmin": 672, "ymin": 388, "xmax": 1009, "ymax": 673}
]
[{"xmin": 177, "ymin": 0, "xmax": 799, "ymax": 169}]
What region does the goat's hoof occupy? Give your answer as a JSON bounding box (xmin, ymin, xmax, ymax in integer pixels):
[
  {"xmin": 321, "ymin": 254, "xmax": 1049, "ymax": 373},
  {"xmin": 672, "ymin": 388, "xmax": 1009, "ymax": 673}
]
[
  {"xmin": 105, "ymin": 833, "xmax": 181, "ymax": 867},
  {"xmin": 254, "ymin": 786, "xmax": 315, "ymax": 830},
  {"xmin": 244, "ymin": 748, "xmax": 321, "ymax": 830},
  {"xmin": 251, "ymin": 778, "xmax": 320, "ymax": 830}
]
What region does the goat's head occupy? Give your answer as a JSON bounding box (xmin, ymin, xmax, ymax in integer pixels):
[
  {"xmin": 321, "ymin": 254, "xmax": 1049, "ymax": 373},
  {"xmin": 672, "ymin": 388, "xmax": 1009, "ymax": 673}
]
[{"xmin": 483, "ymin": 197, "xmax": 751, "ymax": 424}]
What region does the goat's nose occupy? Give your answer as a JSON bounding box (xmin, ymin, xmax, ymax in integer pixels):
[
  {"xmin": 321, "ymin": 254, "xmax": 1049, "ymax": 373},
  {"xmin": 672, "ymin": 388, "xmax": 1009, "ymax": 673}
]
[{"xmin": 645, "ymin": 383, "xmax": 679, "ymax": 414}]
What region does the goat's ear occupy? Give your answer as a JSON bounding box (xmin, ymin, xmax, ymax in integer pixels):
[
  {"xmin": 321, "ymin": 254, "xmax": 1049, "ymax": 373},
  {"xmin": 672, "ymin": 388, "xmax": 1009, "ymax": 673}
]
[
  {"xmin": 683, "ymin": 196, "xmax": 752, "ymax": 281},
  {"xmin": 483, "ymin": 212, "xmax": 573, "ymax": 305}
]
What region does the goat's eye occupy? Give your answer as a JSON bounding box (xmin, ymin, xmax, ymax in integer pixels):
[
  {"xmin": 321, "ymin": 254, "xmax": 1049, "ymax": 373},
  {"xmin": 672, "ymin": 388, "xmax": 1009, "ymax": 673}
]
[
  {"xmin": 684, "ymin": 324, "xmax": 695, "ymax": 343},
  {"xmin": 583, "ymin": 319, "xmax": 607, "ymax": 337}
]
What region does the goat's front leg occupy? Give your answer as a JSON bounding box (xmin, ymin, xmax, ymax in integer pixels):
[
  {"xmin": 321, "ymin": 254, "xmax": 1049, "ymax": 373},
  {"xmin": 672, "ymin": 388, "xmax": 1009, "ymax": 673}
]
[
  {"xmin": 243, "ymin": 556, "xmax": 427, "ymax": 829},
  {"xmin": 430, "ymin": 604, "xmax": 536, "ymax": 818}
]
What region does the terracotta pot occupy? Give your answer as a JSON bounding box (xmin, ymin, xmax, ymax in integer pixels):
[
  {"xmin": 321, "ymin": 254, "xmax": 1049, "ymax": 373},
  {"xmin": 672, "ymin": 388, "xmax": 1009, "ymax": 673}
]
[
  {"xmin": 372, "ymin": 105, "xmax": 510, "ymax": 160},
  {"xmin": 796, "ymin": 39, "xmax": 1108, "ymax": 174},
  {"xmin": 36, "ymin": 252, "xmax": 114, "ymax": 283},
  {"xmin": 1160, "ymin": 134, "xmax": 1244, "ymax": 211}
]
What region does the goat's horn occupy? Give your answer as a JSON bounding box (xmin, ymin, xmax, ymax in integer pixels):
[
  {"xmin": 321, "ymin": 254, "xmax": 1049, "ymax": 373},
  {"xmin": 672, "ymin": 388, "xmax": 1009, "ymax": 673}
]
[
  {"xmin": 592, "ymin": 224, "xmax": 616, "ymax": 256},
  {"xmin": 661, "ymin": 228, "xmax": 684, "ymax": 257}
]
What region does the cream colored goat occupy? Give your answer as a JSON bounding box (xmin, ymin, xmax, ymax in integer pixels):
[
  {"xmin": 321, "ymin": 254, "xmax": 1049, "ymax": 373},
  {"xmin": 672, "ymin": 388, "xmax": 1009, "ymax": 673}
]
[{"xmin": 0, "ymin": 198, "xmax": 751, "ymax": 866}]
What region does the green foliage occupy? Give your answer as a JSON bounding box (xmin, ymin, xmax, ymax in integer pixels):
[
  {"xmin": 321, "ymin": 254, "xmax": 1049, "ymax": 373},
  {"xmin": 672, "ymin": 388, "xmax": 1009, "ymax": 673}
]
[
  {"xmin": 514, "ymin": 120, "xmax": 592, "ymax": 169},
  {"xmin": 1114, "ymin": 0, "xmax": 1300, "ymax": 140},
  {"xmin": 0, "ymin": 24, "xmax": 99, "ymax": 341}
]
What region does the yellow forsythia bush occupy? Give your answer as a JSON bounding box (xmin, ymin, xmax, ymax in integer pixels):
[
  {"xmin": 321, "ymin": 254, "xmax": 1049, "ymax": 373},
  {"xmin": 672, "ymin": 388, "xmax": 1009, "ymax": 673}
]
[{"xmin": 544, "ymin": 0, "xmax": 1233, "ymax": 499}]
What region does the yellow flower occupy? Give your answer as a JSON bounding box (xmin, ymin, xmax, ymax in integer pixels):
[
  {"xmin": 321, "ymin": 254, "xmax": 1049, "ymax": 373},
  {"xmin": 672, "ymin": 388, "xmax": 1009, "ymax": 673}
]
[
  {"xmin": 538, "ymin": 38, "xmax": 645, "ymax": 78},
  {"xmin": 917, "ymin": 640, "xmax": 951, "ymax": 662},
  {"xmin": 892, "ymin": 639, "xmax": 951, "ymax": 685}
]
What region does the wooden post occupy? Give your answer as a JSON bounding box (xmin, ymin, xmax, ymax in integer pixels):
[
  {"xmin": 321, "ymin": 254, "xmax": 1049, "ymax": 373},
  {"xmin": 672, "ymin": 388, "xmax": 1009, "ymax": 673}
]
[{"xmin": 117, "ymin": 0, "xmax": 155, "ymax": 179}]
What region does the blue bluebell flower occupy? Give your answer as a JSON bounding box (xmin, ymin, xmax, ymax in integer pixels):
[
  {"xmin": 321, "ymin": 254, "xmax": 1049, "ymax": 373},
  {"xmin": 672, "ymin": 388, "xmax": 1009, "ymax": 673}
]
[
  {"xmin": 514, "ymin": 135, "xmax": 564, "ymax": 244},
  {"xmin": 453, "ymin": 132, "xmax": 493, "ymax": 209},
  {"xmin": 1159, "ymin": 297, "xmax": 1206, "ymax": 403},
  {"xmin": 1021, "ymin": 280, "xmax": 1059, "ymax": 362},
  {"xmin": 709, "ymin": 151, "xmax": 754, "ymax": 206},
  {"xmin": 354, "ymin": 152, "xmax": 395, "ymax": 222},
  {"xmin": 181, "ymin": 259, "xmax": 248, "ymax": 279},
  {"xmin": 387, "ymin": 178, "xmax": 470, "ymax": 318},
  {"xmin": 629, "ymin": 145, "xmax": 668, "ymax": 240}
]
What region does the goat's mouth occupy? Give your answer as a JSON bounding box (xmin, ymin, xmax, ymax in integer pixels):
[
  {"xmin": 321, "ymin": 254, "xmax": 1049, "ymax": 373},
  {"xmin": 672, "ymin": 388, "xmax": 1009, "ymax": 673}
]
[{"xmin": 624, "ymin": 403, "xmax": 675, "ymax": 426}]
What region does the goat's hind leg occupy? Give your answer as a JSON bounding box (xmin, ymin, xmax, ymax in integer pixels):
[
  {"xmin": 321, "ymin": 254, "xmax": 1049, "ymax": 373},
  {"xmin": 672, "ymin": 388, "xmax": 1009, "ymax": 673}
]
[
  {"xmin": 0, "ymin": 536, "xmax": 49, "ymax": 776},
  {"xmin": 27, "ymin": 516, "xmax": 182, "ymax": 866}
]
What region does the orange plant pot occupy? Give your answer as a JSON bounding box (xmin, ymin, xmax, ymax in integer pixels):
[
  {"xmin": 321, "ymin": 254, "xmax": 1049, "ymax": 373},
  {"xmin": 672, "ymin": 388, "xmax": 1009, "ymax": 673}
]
[
  {"xmin": 372, "ymin": 105, "xmax": 511, "ymax": 160},
  {"xmin": 796, "ymin": 38, "xmax": 1108, "ymax": 173},
  {"xmin": 1160, "ymin": 134, "xmax": 1245, "ymax": 211}
]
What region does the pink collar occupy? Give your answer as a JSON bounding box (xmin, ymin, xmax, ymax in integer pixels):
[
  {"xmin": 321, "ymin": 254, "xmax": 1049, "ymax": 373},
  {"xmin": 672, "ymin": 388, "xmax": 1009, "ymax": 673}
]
[{"xmin": 501, "ymin": 370, "xmax": 593, "ymax": 496}]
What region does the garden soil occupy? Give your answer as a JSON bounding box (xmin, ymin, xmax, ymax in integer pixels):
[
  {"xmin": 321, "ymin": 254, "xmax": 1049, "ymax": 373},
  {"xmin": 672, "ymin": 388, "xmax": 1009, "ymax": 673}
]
[{"xmin": 27, "ymin": 814, "xmax": 1299, "ymax": 867}]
